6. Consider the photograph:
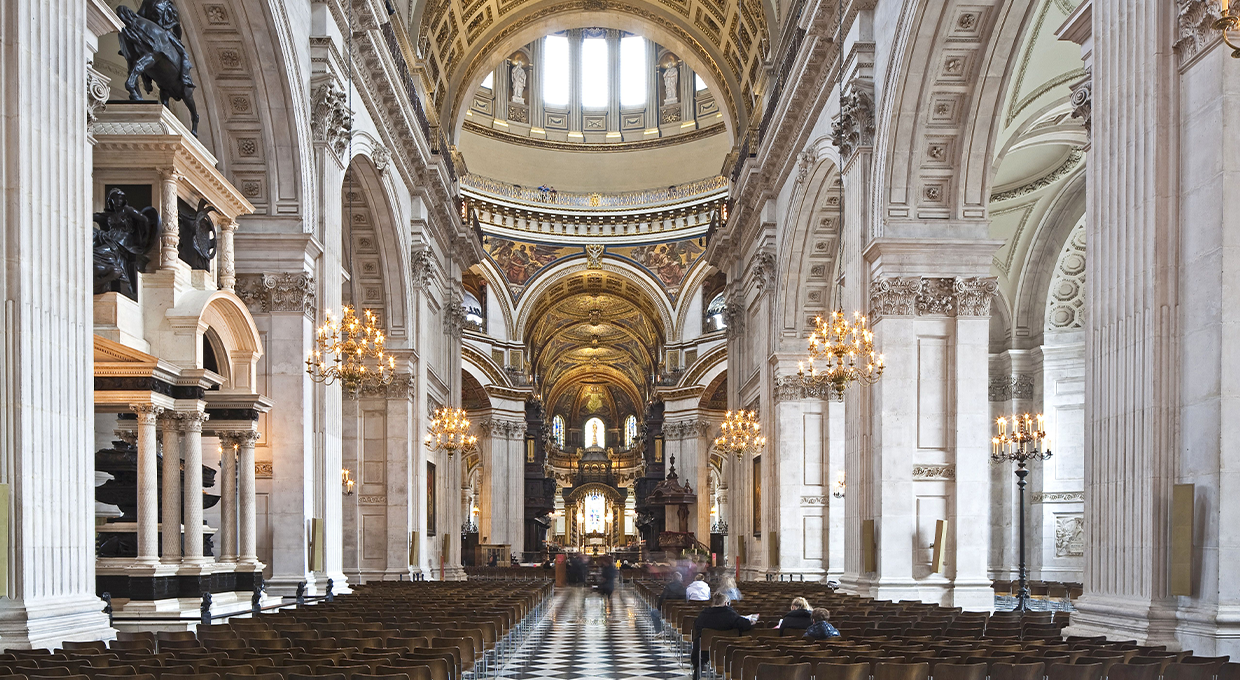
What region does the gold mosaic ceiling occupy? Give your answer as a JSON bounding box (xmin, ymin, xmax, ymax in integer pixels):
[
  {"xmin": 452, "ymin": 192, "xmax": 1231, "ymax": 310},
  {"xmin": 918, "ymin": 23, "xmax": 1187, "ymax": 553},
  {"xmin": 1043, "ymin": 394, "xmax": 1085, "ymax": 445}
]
[{"xmin": 410, "ymin": 0, "xmax": 773, "ymax": 134}]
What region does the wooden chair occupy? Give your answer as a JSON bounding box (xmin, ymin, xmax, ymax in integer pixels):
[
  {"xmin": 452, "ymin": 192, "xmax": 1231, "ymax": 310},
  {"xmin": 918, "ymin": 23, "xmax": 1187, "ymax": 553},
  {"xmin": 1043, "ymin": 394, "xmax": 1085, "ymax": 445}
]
[
  {"xmin": 741, "ymin": 654, "xmax": 793, "ymax": 680},
  {"xmin": 1047, "ymin": 662, "xmax": 1104, "ymax": 680},
  {"xmin": 1107, "ymin": 664, "xmax": 1162, "ymax": 680},
  {"xmin": 1164, "ymin": 664, "xmax": 1222, "ymax": 680},
  {"xmin": 754, "ymin": 662, "xmax": 810, "ymax": 680},
  {"xmin": 1219, "ymin": 664, "xmax": 1240, "ymax": 680},
  {"xmin": 375, "ymin": 666, "xmax": 431, "ymax": 680},
  {"xmin": 816, "ymin": 661, "xmax": 871, "ymax": 680},
  {"xmin": 874, "ymin": 662, "xmax": 930, "ymax": 680},
  {"xmin": 931, "ymin": 662, "xmax": 988, "ymax": 680},
  {"xmin": 991, "ymin": 661, "xmax": 1047, "ymax": 680}
]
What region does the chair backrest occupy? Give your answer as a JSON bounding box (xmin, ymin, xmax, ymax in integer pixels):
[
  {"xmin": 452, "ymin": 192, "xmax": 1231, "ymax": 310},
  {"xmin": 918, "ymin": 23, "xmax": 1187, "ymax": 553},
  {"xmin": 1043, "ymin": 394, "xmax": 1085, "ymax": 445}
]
[
  {"xmin": 376, "ymin": 665, "xmax": 431, "ymax": 680},
  {"xmin": 742, "ymin": 654, "xmax": 794, "ymax": 680},
  {"xmin": 755, "ymin": 661, "xmax": 812, "ymax": 680},
  {"xmin": 817, "ymin": 661, "xmax": 872, "ymax": 680},
  {"xmin": 1048, "ymin": 662, "xmax": 1104, "ymax": 680},
  {"xmin": 1219, "ymin": 663, "xmax": 1240, "ymax": 680},
  {"xmin": 1165, "ymin": 663, "xmax": 1223, "ymax": 680},
  {"xmin": 930, "ymin": 662, "xmax": 989, "ymax": 680},
  {"xmin": 992, "ymin": 661, "xmax": 1048, "ymax": 680},
  {"xmin": 874, "ymin": 662, "xmax": 931, "ymax": 680},
  {"xmin": 1107, "ymin": 664, "xmax": 1163, "ymax": 680}
]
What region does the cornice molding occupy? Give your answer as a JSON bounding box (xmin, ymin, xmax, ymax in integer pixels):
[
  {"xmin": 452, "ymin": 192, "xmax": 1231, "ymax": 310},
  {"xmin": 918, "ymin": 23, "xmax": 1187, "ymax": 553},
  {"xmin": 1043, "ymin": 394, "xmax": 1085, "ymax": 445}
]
[{"xmin": 462, "ymin": 120, "xmax": 728, "ymax": 153}]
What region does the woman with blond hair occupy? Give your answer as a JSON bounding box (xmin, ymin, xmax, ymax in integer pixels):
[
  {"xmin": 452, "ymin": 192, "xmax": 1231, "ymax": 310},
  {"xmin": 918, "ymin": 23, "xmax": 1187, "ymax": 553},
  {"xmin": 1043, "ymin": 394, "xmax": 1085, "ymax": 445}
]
[{"xmin": 778, "ymin": 596, "xmax": 814, "ymax": 631}]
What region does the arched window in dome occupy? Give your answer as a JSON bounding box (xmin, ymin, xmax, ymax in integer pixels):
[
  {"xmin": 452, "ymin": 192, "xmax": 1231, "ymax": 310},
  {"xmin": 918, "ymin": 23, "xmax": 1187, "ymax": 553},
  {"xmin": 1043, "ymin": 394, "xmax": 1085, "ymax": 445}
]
[
  {"xmin": 552, "ymin": 415, "xmax": 566, "ymax": 449},
  {"xmin": 584, "ymin": 417, "xmax": 606, "ymax": 448},
  {"xmin": 620, "ymin": 36, "xmax": 647, "ymax": 106},
  {"xmin": 581, "ymin": 32, "xmax": 609, "ymax": 108},
  {"xmin": 706, "ymin": 292, "xmax": 727, "ymax": 332},
  {"xmin": 543, "ymin": 34, "xmax": 570, "ymax": 106},
  {"xmin": 625, "ymin": 414, "xmax": 638, "ymax": 449}
]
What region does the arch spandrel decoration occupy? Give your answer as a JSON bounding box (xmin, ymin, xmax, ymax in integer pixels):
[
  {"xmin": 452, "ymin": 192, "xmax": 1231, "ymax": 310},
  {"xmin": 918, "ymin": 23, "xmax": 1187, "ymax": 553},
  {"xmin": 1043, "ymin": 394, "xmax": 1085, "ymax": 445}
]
[{"xmin": 1045, "ymin": 218, "xmax": 1085, "ymax": 332}]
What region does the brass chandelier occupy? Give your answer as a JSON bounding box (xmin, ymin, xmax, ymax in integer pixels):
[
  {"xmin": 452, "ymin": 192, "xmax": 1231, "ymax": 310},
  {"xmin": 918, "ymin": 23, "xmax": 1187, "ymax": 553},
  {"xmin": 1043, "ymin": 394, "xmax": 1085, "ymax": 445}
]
[
  {"xmin": 306, "ymin": 306, "xmax": 395, "ymax": 397},
  {"xmin": 712, "ymin": 410, "xmax": 766, "ymax": 459},
  {"xmin": 424, "ymin": 407, "xmax": 478, "ymax": 456},
  {"xmin": 797, "ymin": 310, "xmax": 884, "ymax": 398},
  {"xmin": 1216, "ymin": 0, "xmax": 1240, "ymax": 58}
]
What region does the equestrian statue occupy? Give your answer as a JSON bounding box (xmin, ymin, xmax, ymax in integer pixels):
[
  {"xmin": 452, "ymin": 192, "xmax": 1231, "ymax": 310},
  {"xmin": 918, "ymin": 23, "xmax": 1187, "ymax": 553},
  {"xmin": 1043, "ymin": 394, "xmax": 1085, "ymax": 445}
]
[{"xmin": 115, "ymin": 0, "xmax": 200, "ymax": 136}]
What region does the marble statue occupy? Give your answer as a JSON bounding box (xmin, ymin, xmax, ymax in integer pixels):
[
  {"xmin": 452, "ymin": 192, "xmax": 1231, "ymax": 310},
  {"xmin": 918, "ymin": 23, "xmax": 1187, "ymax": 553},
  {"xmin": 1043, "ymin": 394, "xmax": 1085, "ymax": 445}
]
[
  {"xmin": 511, "ymin": 62, "xmax": 527, "ymax": 104},
  {"xmin": 115, "ymin": 0, "xmax": 201, "ymax": 135},
  {"xmin": 93, "ymin": 188, "xmax": 160, "ymax": 299},
  {"xmin": 662, "ymin": 64, "xmax": 679, "ymax": 106}
]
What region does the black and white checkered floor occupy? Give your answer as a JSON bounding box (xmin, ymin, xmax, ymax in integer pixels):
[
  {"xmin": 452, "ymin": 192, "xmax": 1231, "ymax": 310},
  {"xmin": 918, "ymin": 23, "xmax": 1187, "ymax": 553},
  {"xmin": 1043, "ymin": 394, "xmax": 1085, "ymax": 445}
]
[{"xmin": 496, "ymin": 586, "xmax": 689, "ymax": 679}]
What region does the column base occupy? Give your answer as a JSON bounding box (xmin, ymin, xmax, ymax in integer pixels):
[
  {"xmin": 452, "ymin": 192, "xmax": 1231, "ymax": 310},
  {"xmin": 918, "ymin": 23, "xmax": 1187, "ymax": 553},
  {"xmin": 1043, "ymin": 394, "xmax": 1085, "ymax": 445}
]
[
  {"xmin": 1063, "ymin": 594, "xmax": 1183, "ymax": 649},
  {"xmin": 0, "ymin": 595, "xmax": 114, "ymax": 650},
  {"xmin": 948, "ymin": 580, "xmax": 996, "ymax": 612},
  {"xmin": 319, "ymin": 571, "xmax": 352, "ymax": 594},
  {"xmin": 442, "ymin": 565, "xmax": 467, "ymax": 581},
  {"xmin": 264, "ymin": 574, "xmax": 317, "ymax": 598}
]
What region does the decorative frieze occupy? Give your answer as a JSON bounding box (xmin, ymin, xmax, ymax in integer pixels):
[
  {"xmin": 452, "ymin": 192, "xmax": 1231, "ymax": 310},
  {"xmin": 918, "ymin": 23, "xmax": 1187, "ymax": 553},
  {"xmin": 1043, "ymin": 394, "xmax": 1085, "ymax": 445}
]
[
  {"xmin": 663, "ymin": 420, "xmax": 710, "ymax": 441},
  {"xmin": 870, "ymin": 276, "xmax": 998, "ymax": 321},
  {"xmin": 479, "ymin": 419, "xmax": 526, "ymax": 440},
  {"xmin": 989, "ymin": 374, "xmax": 1036, "ymax": 402},
  {"xmin": 989, "ymin": 148, "xmax": 1085, "ymax": 203},
  {"xmin": 311, "ymin": 80, "xmax": 352, "ymax": 156},
  {"xmin": 800, "ymin": 496, "xmax": 828, "ymax": 506},
  {"xmin": 358, "ymin": 495, "xmax": 388, "ymax": 505},
  {"xmin": 1033, "ymin": 491, "xmax": 1084, "ymax": 503},
  {"xmin": 831, "ymin": 82, "xmax": 875, "ymax": 162},
  {"xmin": 255, "ymin": 462, "xmax": 273, "ymax": 479},
  {"xmin": 236, "ymin": 272, "xmax": 316, "ymax": 318},
  {"xmin": 359, "ymin": 373, "xmax": 416, "ymax": 400},
  {"xmin": 912, "ymin": 464, "xmax": 956, "ymax": 480},
  {"xmin": 773, "ymin": 375, "xmax": 841, "ymax": 403}
]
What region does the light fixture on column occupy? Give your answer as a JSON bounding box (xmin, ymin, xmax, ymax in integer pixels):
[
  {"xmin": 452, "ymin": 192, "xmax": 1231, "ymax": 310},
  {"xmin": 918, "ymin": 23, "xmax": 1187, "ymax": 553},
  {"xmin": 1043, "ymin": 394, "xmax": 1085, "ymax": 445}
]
[
  {"xmin": 992, "ymin": 413, "xmax": 1052, "ymax": 612},
  {"xmin": 712, "ymin": 410, "xmax": 766, "ymax": 459},
  {"xmin": 305, "ymin": 306, "xmax": 395, "ymax": 398},
  {"xmin": 1215, "ymin": 0, "xmax": 1240, "ymax": 58},
  {"xmin": 797, "ymin": 310, "xmax": 884, "ymax": 398},
  {"xmin": 424, "ymin": 407, "xmax": 478, "ymax": 456},
  {"xmin": 341, "ymin": 468, "xmax": 355, "ymax": 496},
  {"xmin": 832, "ymin": 470, "xmax": 846, "ymax": 499}
]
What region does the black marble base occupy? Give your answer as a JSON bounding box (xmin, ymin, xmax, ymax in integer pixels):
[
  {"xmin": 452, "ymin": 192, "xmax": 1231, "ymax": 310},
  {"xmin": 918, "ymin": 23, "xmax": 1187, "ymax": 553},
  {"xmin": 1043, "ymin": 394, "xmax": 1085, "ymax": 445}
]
[{"xmin": 97, "ymin": 569, "xmax": 260, "ymax": 601}]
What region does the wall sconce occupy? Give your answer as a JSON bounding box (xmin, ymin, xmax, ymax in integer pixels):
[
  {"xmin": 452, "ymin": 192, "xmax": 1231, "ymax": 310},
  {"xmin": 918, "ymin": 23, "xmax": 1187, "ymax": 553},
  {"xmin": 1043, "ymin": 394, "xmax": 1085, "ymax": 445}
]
[
  {"xmin": 341, "ymin": 468, "xmax": 355, "ymax": 496},
  {"xmin": 832, "ymin": 470, "xmax": 846, "ymax": 499},
  {"xmin": 1217, "ymin": 0, "xmax": 1240, "ymax": 58}
]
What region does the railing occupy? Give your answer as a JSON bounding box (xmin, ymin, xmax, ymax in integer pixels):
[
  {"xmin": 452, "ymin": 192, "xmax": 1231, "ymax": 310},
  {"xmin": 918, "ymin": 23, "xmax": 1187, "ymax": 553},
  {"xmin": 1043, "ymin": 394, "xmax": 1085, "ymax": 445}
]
[
  {"xmin": 380, "ymin": 20, "xmax": 455, "ymax": 182},
  {"xmin": 105, "ymin": 578, "xmax": 337, "ymax": 626},
  {"xmin": 760, "ymin": 27, "xmax": 807, "ymax": 146},
  {"xmin": 461, "ymin": 173, "xmax": 728, "ymax": 210}
]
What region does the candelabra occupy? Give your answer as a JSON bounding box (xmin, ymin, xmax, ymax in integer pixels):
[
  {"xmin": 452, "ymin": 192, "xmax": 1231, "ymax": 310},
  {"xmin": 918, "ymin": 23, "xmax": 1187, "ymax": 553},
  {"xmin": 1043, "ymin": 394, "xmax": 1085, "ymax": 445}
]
[
  {"xmin": 424, "ymin": 407, "xmax": 478, "ymax": 456},
  {"xmin": 341, "ymin": 468, "xmax": 355, "ymax": 496},
  {"xmin": 832, "ymin": 470, "xmax": 846, "ymax": 499},
  {"xmin": 712, "ymin": 410, "xmax": 766, "ymax": 459},
  {"xmin": 992, "ymin": 413, "xmax": 1052, "ymax": 611},
  {"xmin": 1215, "ymin": 0, "xmax": 1240, "ymax": 58},
  {"xmin": 306, "ymin": 306, "xmax": 395, "ymax": 398},
  {"xmin": 797, "ymin": 310, "xmax": 884, "ymax": 399}
]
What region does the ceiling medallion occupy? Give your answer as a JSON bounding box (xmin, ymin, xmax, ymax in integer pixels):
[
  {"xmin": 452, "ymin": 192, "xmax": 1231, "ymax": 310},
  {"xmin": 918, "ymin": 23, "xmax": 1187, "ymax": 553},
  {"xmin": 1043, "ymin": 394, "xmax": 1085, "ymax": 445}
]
[{"xmin": 797, "ymin": 310, "xmax": 884, "ymax": 399}]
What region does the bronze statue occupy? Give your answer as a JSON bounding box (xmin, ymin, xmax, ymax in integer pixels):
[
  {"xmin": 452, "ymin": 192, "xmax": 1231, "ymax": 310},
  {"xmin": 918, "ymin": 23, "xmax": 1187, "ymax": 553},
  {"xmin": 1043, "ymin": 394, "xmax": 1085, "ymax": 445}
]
[
  {"xmin": 115, "ymin": 0, "xmax": 200, "ymax": 135},
  {"xmin": 178, "ymin": 199, "xmax": 217, "ymax": 270},
  {"xmin": 93, "ymin": 189, "xmax": 159, "ymax": 299}
]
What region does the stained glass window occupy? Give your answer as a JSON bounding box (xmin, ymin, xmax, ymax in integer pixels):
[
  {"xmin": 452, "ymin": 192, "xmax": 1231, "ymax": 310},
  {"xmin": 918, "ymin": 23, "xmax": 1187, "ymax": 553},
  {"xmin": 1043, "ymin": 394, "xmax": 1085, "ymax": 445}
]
[
  {"xmin": 552, "ymin": 415, "xmax": 566, "ymax": 449},
  {"xmin": 625, "ymin": 415, "xmax": 638, "ymax": 448},
  {"xmin": 584, "ymin": 491, "xmax": 605, "ymax": 534}
]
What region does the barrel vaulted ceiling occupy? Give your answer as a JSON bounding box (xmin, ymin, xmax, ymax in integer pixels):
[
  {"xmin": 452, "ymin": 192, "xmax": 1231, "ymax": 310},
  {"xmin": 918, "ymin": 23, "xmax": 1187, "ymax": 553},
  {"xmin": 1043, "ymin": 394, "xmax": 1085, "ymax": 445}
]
[{"xmin": 407, "ymin": 0, "xmax": 774, "ymax": 136}]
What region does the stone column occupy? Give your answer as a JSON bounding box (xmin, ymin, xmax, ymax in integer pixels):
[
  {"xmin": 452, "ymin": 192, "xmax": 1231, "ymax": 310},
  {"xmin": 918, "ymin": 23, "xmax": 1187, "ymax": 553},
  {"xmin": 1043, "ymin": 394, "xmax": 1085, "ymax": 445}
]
[
  {"xmin": 133, "ymin": 404, "xmax": 164, "ymax": 567},
  {"xmin": 181, "ymin": 411, "xmax": 210, "ymax": 566},
  {"xmin": 217, "ymin": 216, "xmax": 238, "ymax": 292},
  {"xmin": 216, "ymin": 434, "xmax": 238, "ymax": 562},
  {"xmin": 235, "ymin": 430, "xmax": 260, "ymax": 566},
  {"xmin": 826, "ymin": 399, "xmax": 845, "ymax": 582},
  {"xmin": 479, "ymin": 416, "xmax": 526, "ymax": 551},
  {"xmin": 772, "ymin": 383, "xmax": 828, "ymax": 580},
  {"xmin": 159, "ymin": 170, "xmax": 182, "ymax": 269},
  {"xmin": 383, "ymin": 375, "xmax": 416, "ymax": 579},
  {"xmin": 161, "ymin": 413, "xmax": 184, "ymax": 562}
]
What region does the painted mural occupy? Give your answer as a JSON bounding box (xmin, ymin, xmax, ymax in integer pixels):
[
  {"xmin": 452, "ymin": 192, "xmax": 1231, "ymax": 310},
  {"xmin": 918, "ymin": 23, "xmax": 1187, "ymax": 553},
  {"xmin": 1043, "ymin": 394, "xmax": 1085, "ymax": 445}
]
[
  {"xmin": 611, "ymin": 238, "xmax": 705, "ymax": 287},
  {"xmin": 484, "ymin": 237, "xmax": 576, "ymax": 285}
]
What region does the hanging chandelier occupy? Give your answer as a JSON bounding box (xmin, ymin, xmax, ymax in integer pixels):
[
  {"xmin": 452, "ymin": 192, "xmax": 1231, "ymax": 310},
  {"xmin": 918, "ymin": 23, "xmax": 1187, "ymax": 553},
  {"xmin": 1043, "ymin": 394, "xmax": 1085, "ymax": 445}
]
[
  {"xmin": 712, "ymin": 410, "xmax": 766, "ymax": 459},
  {"xmin": 306, "ymin": 306, "xmax": 395, "ymax": 397},
  {"xmin": 797, "ymin": 310, "xmax": 884, "ymax": 398},
  {"xmin": 424, "ymin": 407, "xmax": 478, "ymax": 456}
]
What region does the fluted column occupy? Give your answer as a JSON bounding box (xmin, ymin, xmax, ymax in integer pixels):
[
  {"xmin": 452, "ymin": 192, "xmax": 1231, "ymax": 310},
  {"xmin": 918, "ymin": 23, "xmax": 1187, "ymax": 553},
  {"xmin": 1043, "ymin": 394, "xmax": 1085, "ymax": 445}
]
[
  {"xmin": 216, "ymin": 434, "xmax": 238, "ymax": 562},
  {"xmin": 159, "ymin": 170, "xmax": 182, "ymax": 269},
  {"xmin": 235, "ymin": 430, "xmax": 260, "ymax": 565},
  {"xmin": 218, "ymin": 216, "xmax": 237, "ymax": 292},
  {"xmin": 181, "ymin": 411, "xmax": 210, "ymax": 565},
  {"xmin": 161, "ymin": 413, "xmax": 184, "ymax": 562},
  {"xmin": 133, "ymin": 404, "xmax": 164, "ymax": 567}
]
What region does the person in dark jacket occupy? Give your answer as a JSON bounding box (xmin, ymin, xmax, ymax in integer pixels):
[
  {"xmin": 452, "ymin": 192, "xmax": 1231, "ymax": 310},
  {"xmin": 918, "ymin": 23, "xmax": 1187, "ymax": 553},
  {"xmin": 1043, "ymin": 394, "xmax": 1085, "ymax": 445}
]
[
  {"xmin": 778, "ymin": 596, "xmax": 814, "ymax": 631},
  {"xmin": 656, "ymin": 571, "xmax": 687, "ymax": 609},
  {"xmin": 803, "ymin": 607, "xmax": 842, "ymax": 639},
  {"xmin": 599, "ymin": 557, "xmax": 618, "ymax": 599},
  {"xmin": 692, "ymin": 592, "xmax": 756, "ymax": 679}
]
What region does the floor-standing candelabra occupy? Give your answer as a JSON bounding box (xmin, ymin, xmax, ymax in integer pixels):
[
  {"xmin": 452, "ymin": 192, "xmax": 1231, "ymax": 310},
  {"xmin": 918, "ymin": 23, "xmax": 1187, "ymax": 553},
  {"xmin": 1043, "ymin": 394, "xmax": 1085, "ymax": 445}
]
[{"xmin": 992, "ymin": 414, "xmax": 1052, "ymax": 611}]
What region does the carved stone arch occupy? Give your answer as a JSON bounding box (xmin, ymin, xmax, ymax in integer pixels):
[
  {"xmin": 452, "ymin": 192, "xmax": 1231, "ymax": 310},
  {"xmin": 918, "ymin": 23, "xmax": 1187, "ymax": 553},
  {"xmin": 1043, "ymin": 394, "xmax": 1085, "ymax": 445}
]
[
  {"xmin": 196, "ymin": 293, "xmax": 265, "ymax": 393},
  {"xmin": 467, "ymin": 258, "xmax": 518, "ymax": 341},
  {"xmin": 875, "ymin": 0, "xmax": 1041, "ymax": 227},
  {"xmin": 447, "ymin": 11, "xmax": 747, "ymax": 143},
  {"xmin": 343, "ymin": 156, "xmax": 412, "ymax": 341},
  {"xmin": 1011, "ymin": 169, "xmax": 1086, "ymax": 347},
  {"xmin": 777, "ymin": 154, "xmax": 842, "ymax": 339},
  {"xmin": 672, "ymin": 258, "xmax": 720, "ymax": 343},
  {"xmin": 1042, "ymin": 216, "xmax": 1086, "ymax": 333},
  {"xmin": 512, "ymin": 257, "xmax": 676, "ymax": 341}
]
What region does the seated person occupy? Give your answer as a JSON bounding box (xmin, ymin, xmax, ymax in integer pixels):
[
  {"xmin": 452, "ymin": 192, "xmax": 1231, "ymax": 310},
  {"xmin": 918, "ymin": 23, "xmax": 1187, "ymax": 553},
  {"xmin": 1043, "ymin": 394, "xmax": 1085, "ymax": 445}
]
[
  {"xmin": 692, "ymin": 592, "xmax": 756, "ymax": 679},
  {"xmin": 802, "ymin": 607, "xmax": 842, "ymax": 639},
  {"xmin": 656, "ymin": 572, "xmax": 688, "ymax": 609},
  {"xmin": 686, "ymin": 573, "xmax": 711, "ymax": 601},
  {"xmin": 778, "ymin": 597, "xmax": 814, "ymax": 630}
]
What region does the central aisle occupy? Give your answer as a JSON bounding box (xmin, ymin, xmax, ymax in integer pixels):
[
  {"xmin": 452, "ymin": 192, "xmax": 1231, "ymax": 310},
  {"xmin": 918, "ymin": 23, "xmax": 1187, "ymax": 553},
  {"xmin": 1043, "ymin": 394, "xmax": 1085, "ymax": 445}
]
[{"xmin": 499, "ymin": 585, "xmax": 690, "ymax": 679}]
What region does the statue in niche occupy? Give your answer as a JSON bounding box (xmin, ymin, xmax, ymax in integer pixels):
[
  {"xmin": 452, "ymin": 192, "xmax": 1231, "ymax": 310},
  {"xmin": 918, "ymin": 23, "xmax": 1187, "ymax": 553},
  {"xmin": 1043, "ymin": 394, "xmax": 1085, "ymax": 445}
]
[
  {"xmin": 93, "ymin": 188, "xmax": 160, "ymax": 300},
  {"xmin": 510, "ymin": 62, "xmax": 527, "ymax": 105},
  {"xmin": 662, "ymin": 64, "xmax": 680, "ymax": 106},
  {"xmin": 177, "ymin": 198, "xmax": 218, "ymax": 270},
  {"xmin": 115, "ymin": 0, "xmax": 201, "ymax": 135}
]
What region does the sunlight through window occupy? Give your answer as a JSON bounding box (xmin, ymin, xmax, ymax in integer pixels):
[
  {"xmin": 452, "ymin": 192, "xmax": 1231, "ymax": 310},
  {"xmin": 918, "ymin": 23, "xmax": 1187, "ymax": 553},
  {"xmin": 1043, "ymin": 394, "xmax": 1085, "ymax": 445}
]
[
  {"xmin": 620, "ymin": 36, "xmax": 647, "ymax": 107},
  {"xmin": 695, "ymin": 73, "xmax": 707, "ymax": 91},
  {"xmin": 543, "ymin": 34, "xmax": 570, "ymax": 106},
  {"xmin": 481, "ymin": 72, "xmax": 493, "ymax": 89},
  {"xmin": 581, "ymin": 36, "xmax": 609, "ymax": 108}
]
